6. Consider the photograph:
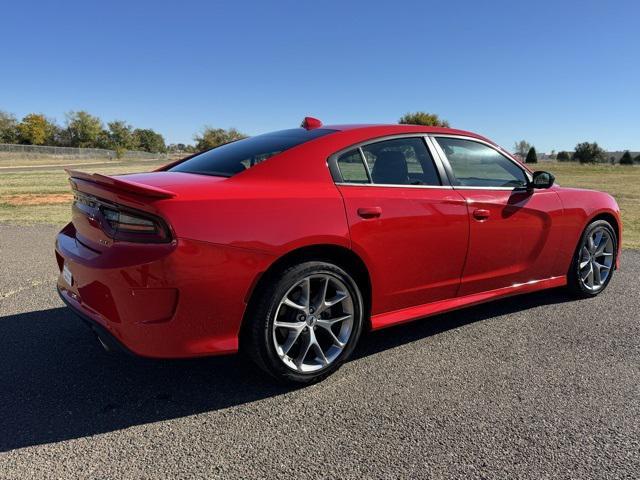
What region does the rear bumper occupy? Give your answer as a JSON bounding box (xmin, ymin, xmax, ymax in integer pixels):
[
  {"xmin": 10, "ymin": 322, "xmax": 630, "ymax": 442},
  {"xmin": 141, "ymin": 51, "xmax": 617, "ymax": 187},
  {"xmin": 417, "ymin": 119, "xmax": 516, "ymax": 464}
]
[
  {"xmin": 57, "ymin": 285, "xmax": 136, "ymax": 356},
  {"xmin": 55, "ymin": 222, "xmax": 275, "ymax": 358}
]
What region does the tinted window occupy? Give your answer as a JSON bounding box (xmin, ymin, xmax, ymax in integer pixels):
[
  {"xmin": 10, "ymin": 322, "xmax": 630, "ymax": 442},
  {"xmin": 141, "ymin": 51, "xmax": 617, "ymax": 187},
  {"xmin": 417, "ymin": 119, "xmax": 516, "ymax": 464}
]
[
  {"xmin": 169, "ymin": 128, "xmax": 336, "ymax": 177},
  {"xmin": 361, "ymin": 137, "xmax": 440, "ymax": 186},
  {"xmin": 435, "ymin": 137, "xmax": 527, "ymax": 188},
  {"xmin": 336, "ymin": 149, "xmax": 369, "ymax": 183}
]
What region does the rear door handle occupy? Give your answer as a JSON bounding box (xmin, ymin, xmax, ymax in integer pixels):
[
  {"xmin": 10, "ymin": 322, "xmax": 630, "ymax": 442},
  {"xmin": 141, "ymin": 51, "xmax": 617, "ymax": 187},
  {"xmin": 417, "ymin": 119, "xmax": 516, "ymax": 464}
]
[
  {"xmin": 472, "ymin": 208, "xmax": 490, "ymax": 221},
  {"xmin": 357, "ymin": 207, "xmax": 382, "ymax": 219}
]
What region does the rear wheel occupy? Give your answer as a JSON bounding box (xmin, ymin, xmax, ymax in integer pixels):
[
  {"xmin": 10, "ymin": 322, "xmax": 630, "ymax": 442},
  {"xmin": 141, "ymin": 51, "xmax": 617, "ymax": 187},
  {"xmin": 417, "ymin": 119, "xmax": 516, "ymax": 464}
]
[
  {"xmin": 567, "ymin": 219, "xmax": 617, "ymax": 298},
  {"xmin": 244, "ymin": 261, "xmax": 365, "ymax": 384}
]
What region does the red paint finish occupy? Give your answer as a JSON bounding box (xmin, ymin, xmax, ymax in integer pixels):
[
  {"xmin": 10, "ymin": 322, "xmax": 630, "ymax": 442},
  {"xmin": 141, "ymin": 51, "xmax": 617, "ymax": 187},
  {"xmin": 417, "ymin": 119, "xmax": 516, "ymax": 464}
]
[
  {"xmin": 456, "ymin": 188, "xmax": 564, "ymax": 296},
  {"xmin": 56, "ymin": 223, "xmax": 275, "ymax": 357},
  {"xmin": 339, "ymin": 185, "xmax": 469, "ymax": 315},
  {"xmin": 372, "ymin": 276, "xmax": 567, "ymax": 330},
  {"xmin": 55, "ymin": 124, "xmax": 622, "ymax": 358}
]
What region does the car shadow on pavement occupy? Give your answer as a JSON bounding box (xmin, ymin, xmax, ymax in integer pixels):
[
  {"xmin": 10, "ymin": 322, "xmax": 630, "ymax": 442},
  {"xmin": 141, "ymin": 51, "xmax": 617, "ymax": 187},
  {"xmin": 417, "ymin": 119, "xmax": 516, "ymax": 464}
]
[{"xmin": 0, "ymin": 288, "xmax": 574, "ymax": 452}]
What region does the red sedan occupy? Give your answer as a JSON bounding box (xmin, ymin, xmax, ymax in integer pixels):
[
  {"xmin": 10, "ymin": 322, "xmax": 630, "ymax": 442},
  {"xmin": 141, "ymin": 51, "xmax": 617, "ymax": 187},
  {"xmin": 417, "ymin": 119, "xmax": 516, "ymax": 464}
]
[{"xmin": 55, "ymin": 118, "xmax": 622, "ymax": 383}]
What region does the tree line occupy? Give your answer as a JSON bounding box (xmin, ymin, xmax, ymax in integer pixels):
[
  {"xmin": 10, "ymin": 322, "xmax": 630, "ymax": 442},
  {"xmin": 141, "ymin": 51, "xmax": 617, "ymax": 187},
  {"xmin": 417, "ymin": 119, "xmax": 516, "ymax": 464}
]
[
  {"xmin": 1, "ymin": 109, "xmax": 637, "ymax": 164},
  {"xmin": 403, "ymin": 115, "xmax": 639, "ymax": 165},
  {"xmin": 0, "ymin": 110, "xmax": 170, "ymax": 155},
  {"xmin": 515, "ymin": 139, "xmax": 640, "ymax": 165},
  {"xmin": 0, "ymin": 110, "xmax": 448, "ymax": 156},
  {"xmin": 0, "ymin": 110, "xmax": 251, "ymax": 155}
]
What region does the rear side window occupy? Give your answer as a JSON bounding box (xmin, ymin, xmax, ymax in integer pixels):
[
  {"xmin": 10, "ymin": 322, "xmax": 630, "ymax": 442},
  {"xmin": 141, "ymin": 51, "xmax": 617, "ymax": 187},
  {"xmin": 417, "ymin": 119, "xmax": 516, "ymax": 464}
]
[
  {"xmin": 169, "ymin": 128, "xmax": 336, "ymax": 177},
  {"xmin": 336, "ymin": 149, "xmax": 370, "ymax": 183},
  {"xmin": 361, "ymin": 137, "xmax": 441, "ymax": 186}
]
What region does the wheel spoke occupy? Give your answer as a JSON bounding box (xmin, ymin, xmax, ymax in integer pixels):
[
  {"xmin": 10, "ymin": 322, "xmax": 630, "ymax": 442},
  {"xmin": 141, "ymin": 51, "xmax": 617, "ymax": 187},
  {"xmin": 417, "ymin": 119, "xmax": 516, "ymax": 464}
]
[
  {"xmin": 295, "ymin": 333, "xmax": 313, "ymax": 367},
  {"xmin": 283, "ymin": 297, "xmax": 307, "ymax": 312},
  {"xmin": 313, "ymin": 277, "xmax": 330, "ymax": 314},
  {"xmin": 301, "ymin": 277, "xmax": 311, "ymax": 311},
  {"xmin": 587, "ymin": 235, "xmax": 596, "ymax": 253},
  {"xmin": 274, "ymin": 320, "xmax": 305, "ymax": 330},
  {"xmin": 326, "ymin": 291, "xmax": 348, "ymax": 308},
  {"xmin": 595, "ymin": 235, "xmax": 609, "ymax": 256},
  {"xmin": 274, "ymin": 320, "xmax": 305, "ymax": 356},
  {"xmin": 580, "ymin": 263, "xmax": 591, "ymax": 281},
  {"xmin": 592, "ymin": 261, "xmax": 602, "ymax": 286},
  {"xmin": 317, "ymin": 323, "xmax": 346, "ymax": 348},
  {"xmin": 315, "ymin": 288, "xmax": 348, "ymax": 315},
  {"xmin": 578, "ymin": 246, "xmax": 590, "ymax": 269},
  {"xmin": 317, "ymin": 314, "xmax": 351, "ymax": 328},
  {"xmin": 281, "ymin": 329, "xmax": 304, "ymax": 356},
  {"xmin": 311, "ymin": 330, "xmax": 329, "ymax": 366},
  {"xmin": 593, "ymin": 231, "xmax": 604, "ymax": 252},
  {"xmin": 594, "ymin": 261, "xmax": 611, "ymax": 284},
  {"xmin": 581, "ymin": 262, "xmax": 594, "ymax": 285}
]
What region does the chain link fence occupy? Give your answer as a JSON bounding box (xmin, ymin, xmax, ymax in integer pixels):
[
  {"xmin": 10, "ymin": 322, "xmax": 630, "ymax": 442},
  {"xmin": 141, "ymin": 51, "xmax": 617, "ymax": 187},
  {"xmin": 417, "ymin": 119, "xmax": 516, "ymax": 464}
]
[{"xmin": 0, "ymin": 143, "xmax": 169, "ymax": 160}]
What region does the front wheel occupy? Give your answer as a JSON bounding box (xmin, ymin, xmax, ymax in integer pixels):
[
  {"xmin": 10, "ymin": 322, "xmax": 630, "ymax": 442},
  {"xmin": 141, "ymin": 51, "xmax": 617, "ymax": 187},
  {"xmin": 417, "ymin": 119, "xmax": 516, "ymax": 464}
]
[
  {"xmin": 243, "ymin": 261, "xmax": 365, "ymax": 384},
  {"xmin": 567, "ymin": 219, "xmax": 617, "ymax": 298}
]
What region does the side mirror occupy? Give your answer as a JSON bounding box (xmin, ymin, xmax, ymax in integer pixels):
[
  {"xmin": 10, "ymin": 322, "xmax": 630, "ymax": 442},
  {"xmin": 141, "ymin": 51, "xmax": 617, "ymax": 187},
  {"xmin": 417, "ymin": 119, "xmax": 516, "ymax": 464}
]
[{"xmin": 530, "ymin": 170, "xmax": 555, "ymax": 189}]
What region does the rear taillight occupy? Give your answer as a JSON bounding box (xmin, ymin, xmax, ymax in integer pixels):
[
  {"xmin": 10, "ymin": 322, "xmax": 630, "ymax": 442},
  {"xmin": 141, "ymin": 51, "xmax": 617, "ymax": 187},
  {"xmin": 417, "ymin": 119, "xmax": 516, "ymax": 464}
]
[{"xmin": 99, "ymin": 205, "xmax": 172, "ymax": 243}]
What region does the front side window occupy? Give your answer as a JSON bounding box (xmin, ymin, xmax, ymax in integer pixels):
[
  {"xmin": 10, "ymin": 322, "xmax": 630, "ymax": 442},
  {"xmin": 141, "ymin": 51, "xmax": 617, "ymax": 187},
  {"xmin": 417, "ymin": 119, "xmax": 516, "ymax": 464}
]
[
  {"xmin": 435, "ymin": 137, "xmax": 527, "ymax": 188},
  {"xmin": 169, "ymin": 128, "xmax": 336, "ymax": 177},
  {"xmin": 360, "ymin": 137, "xmax": 441, "ymax": 186}
]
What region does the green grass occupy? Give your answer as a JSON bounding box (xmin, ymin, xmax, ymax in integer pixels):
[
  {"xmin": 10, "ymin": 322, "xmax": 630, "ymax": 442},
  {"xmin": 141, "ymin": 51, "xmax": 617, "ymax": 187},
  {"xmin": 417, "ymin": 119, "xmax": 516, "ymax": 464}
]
[
  {"xmin": 1, "ymin": 159, "xmax": 638, "ymax": 248},
  {"xmin": 544, "ymin": 162, "xmax": 640, "ymax": 248}
]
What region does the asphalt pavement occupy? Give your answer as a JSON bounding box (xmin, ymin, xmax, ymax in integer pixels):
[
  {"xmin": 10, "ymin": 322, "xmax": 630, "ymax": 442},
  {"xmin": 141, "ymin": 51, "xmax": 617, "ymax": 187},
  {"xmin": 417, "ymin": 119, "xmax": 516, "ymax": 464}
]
[{"xmin": 0, "ymin": 223, "xmax": 638, "ymax": 479}]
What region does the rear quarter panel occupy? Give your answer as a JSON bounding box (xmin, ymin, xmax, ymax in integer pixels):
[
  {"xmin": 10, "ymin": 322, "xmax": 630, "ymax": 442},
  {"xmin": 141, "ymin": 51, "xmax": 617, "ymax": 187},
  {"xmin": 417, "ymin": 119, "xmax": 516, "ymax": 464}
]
[{"xmin": 154, "ymin": 179, "xmax": 350, "ymax": 255}]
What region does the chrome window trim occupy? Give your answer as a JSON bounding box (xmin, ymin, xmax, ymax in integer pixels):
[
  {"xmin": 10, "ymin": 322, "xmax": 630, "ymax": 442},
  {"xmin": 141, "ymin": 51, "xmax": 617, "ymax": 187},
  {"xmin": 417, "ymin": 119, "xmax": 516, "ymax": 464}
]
[
  {"xmin": 446, "ymin": 185, "xmax": 524, "ymax": 191},
  {"xmin": 357, "ymin": 146, "xmax": 373, "ymax": 183},
  {"xmin": 429, "ymin": 134, "xmax": 533, "ymax": 191},
  {"xmin": 327, "ymin": 133, "xmax": 452, "ymax": 189},
  {"xmin": 335, "ymin": 182, "xmax": 454, "ymax": 190}
]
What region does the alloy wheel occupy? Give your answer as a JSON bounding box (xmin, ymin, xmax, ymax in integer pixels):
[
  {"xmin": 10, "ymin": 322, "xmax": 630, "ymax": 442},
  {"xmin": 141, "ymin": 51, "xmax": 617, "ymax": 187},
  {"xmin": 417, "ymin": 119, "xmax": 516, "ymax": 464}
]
[
  {"xmin": 578, "ymin": 227, "xmax": 614, "ymax": 292},
  {"xmin": 272, "ymin": 274, "xmax": 354, "ymax": 373}
]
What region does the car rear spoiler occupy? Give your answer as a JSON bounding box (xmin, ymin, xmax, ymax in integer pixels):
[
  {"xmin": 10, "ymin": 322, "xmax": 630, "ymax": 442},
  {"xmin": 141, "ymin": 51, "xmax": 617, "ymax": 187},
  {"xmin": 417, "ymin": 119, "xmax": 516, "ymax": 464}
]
[{"xmin": 66, "ymin": 169, "xmax": 176, "ymax": 199}]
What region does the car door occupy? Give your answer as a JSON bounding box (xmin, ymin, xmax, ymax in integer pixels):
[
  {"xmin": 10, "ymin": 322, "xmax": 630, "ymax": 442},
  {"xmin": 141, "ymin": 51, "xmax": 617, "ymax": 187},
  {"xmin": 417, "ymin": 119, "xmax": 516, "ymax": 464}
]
[
  {"xmin": 332, "ymin": 136, "xmax": 469, "ymax": 316},
  {"xmin": 432, "ymin": 136, "xmax": 564, "ymax": 297}
]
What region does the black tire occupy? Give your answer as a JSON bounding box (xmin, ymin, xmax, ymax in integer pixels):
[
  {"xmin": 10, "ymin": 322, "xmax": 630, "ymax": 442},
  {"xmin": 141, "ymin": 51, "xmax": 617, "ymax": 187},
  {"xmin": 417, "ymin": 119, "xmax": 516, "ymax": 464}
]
[
  {"xmin": 243, "ymin": 261, "xmax": 365, "ymax": 384},
  {"xmin": 567, "ymin": 219, "xmax": 617, "ymax": 298}
]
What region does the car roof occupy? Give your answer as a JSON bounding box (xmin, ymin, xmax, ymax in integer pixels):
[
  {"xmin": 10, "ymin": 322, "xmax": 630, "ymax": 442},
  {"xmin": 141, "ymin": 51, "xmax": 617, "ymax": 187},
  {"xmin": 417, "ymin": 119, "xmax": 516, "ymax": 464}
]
[{"xmin": 321, "ymin": 124, "xmax": 496, "ymax": 145}]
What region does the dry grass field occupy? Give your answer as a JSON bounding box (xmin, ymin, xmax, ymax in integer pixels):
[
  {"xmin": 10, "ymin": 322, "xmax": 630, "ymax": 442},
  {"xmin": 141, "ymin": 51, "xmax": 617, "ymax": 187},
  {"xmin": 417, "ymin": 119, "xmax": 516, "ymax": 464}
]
[
  {"xmin": 548, "ymin": 162, "xmax": 640, "ymax": 248},
  {"xmin": 0, "ymin": 159, "xmax": 169, "ymax": 225},
  {"xmin": 0, "ymin": 158, "xmax": 638, "ymax": 247}
]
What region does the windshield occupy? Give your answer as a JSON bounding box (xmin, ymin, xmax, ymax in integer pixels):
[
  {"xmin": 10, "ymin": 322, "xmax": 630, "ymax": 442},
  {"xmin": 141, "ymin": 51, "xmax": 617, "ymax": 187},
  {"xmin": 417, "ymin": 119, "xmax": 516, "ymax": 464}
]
[{"xmin": 168, "ymin": 128, "xmax": 336, "ymax": 177}]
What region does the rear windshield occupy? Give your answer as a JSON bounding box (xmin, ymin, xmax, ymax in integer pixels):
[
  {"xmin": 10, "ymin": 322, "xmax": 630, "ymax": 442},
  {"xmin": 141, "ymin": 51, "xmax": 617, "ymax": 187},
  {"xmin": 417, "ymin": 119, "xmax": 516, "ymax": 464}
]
[{"xmin": 168, "ymin": 128, "xmax": 336, "ymax": 177}]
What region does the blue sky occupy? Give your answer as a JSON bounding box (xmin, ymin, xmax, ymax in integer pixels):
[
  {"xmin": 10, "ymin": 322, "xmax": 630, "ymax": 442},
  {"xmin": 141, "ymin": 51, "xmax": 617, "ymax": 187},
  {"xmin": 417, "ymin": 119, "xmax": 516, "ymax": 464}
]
[{"xmin": 1, "ymin": 0, "xmax": 638, "ymax": 152}]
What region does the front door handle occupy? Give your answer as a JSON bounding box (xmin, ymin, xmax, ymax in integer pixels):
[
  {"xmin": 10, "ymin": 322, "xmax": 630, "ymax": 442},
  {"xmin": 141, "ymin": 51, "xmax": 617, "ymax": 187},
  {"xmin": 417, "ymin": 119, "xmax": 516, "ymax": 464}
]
[
  {"xmin": 357, "ymin": 206, "xmax": 382, "ymax": 219},
  {"xmin": 472, "ymin": 208, "xmax": 490, "ymax": 221}
]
